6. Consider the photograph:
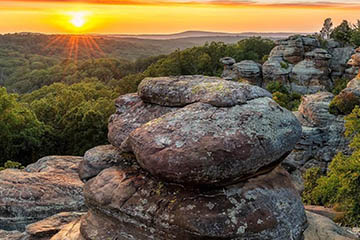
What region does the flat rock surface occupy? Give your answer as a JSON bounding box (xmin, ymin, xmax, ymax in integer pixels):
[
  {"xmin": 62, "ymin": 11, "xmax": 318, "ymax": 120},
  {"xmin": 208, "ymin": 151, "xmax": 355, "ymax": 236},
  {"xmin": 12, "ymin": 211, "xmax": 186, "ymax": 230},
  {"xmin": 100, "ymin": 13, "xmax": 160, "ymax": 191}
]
[
  {"xmin": 25, "ymin": 212, "xmax": 85, "ymax": 240},
  {"xmin": 138, "ymin": 75, "xmax": 271, "ymax": 107},
  {"xmin": 0, "ymin": 156, "xmax": 85, "ymax": 231},
  {"xmin": 304, "ymin": 211, "xmax": 358, "ymax": 240},
  {"xmin": 82, "ymin": 166, "xmax": 307, "ymax": 240},
  {"xmin": 128, "ymin": 97, "xmax": 301, "ymax": 185}
]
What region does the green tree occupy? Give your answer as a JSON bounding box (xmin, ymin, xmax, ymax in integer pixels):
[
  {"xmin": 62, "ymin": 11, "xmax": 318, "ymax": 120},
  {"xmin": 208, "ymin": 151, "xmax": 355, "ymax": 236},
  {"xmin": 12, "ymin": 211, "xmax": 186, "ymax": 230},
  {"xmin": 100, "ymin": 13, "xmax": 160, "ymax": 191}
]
[
  {"xmin": 331, "ymin": 20, "xmax": 353, "ymax": 44},
  {"xmin": 0, "ymin": 87, "xmax": 45, "ymax": 166}
]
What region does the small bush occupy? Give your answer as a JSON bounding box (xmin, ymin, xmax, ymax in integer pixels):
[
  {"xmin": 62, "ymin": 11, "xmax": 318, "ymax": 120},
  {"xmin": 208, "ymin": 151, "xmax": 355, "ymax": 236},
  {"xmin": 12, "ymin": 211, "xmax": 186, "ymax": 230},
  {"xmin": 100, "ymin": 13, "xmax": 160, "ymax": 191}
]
[
  {"xmin": 266, "ymin": 82, "xmax": 301, "ymax": 111},
  {"xmin": 0, "ymin": 160, "xmax": 24, "ymax": 171},
  {"xmin": 280, "ymin": 61, "xmax": 289, "ymax": 69},
  {"xmin": 332, "ymin": 78, "xmax": 350, "ymax": 95},
  {"xmin": 329, "ymin": 91, "xmax": 360, "ymax": 115}
]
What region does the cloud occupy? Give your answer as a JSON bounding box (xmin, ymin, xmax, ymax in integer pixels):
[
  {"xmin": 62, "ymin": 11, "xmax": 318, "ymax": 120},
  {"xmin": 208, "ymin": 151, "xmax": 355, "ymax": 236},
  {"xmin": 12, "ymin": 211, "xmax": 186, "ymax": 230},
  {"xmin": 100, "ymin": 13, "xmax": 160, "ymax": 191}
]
[{"xmin": 2, "ymin": 0, "xmax": 360, "ymax": 8}]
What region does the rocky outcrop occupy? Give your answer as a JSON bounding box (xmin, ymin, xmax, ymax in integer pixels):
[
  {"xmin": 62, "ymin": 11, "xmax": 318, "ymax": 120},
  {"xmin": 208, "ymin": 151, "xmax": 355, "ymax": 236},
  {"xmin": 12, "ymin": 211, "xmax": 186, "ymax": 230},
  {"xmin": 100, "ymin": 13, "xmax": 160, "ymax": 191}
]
[
  {"xmin": 72, "ymin": 75, "xmax": 307, "ymax": 239},
  {"xmin": 283, "ymin": 92, "xmax": 349, "ymax": 176},
  {"xmin": 329, "ymin": 47, "xmax": 355, "ymax": 79},
  {"xmin": 290, "ymin": 48, "xmax": 332, "ymax": 94},
  {"xmin": 50, "ymin": 218, "xmax": 84, "ymax": 240},
  {"xmin": 82, "ymin": 166, "xmax": 306, "ymax": 239},
  {"xmin": 221, "ymin": 59, "xmax": 262, "ymax": 86},
  {"xmin": 304, "ymin": 211, "xmax": 358, "ymax": 240},
  {"xmin": 0, "ymin": 230, "xmax": 26, "ymax": 240},
  {"xmin": 24, "ymin": 212, "xmax": 85, "ymax": 240},
  {"xmin": 79, "ymin": 145, "xmax": 136, "ymax": 181},
  {"xmin": 0, "ymin": 156, "xmax": 86, "ymax": 231}
]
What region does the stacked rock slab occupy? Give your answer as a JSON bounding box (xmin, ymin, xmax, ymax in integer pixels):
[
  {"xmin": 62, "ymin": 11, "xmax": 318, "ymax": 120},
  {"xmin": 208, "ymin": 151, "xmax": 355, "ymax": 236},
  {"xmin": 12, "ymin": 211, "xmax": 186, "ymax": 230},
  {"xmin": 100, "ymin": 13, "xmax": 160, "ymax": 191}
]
[
  {"xmin": 220, "ymin": 58, "xmax": 263, "ymax": 86},
  {"xmin": 74, "ymin": 75, "xmax": 308, "ymax": 239}
]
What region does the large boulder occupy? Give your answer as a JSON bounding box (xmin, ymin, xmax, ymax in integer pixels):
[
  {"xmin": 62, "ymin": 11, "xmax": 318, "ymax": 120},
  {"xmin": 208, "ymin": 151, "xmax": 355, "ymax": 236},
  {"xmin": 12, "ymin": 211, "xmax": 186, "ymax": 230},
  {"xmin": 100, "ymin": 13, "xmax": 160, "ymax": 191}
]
[
  {"xmin": 108, "ymin": 93, "xmax": 177, "ymax": 148},
  {"xmin": 0, "ymin": 156, "xmax": 85, "ymax": 231},
  {"xmin": 138, "ymin": 75, "xmax": 271, "ymax": 107},
  {"xmin": 79, "ymin": 145, "xmax": 136, "ymax": 181},
  {"xmin": 127, "ymin": 98, "xmax": 301, "ymax": 186},
  {"xmin": 269, "ymin": 36, "xmax": 305, "ymax": 64},
  {"xmin": 233, "ymin": 60, "xmax": 262, "ymax": 86},
  {"xmin": 82, "ymin": 166, "xmax": 307, "ymax": 240}
]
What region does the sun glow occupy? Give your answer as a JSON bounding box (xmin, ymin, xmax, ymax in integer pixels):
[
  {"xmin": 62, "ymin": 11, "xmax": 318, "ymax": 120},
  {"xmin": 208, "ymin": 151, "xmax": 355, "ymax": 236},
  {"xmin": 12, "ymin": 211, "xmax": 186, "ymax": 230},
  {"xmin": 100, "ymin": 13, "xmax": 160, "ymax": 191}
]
[{"xmin": 70, "ymin": 12, "xmax": 87, "ymax": 28}]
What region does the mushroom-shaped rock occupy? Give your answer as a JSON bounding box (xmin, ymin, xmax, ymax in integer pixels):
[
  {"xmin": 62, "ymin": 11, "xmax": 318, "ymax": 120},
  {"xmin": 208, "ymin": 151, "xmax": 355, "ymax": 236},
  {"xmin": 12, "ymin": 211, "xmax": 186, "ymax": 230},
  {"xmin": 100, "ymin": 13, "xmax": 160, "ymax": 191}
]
[
  {"xmin": 108, "ymin": 93, "xmax": 177, "ymax": 148},
  {"xmin": 138, "ymin": 75, "xmax": 271, "ymax": 107},
  {"xmin": 220, "ymin": 56, "xmax": 236, "ymax": 66},
  {"xmin": 262, "ymin": 56, "xmax": 293, "ymax": 83},
  {"xmin": 82, "ymin": 166, "xmax": 307, "ymax": 240},
  {"xmin": 127, "ymin": 96, "xmax": 301, "ymax": 186},
  {"xmin": 233, "ymin": 60, "xmax": 263, "ymax": 86}
]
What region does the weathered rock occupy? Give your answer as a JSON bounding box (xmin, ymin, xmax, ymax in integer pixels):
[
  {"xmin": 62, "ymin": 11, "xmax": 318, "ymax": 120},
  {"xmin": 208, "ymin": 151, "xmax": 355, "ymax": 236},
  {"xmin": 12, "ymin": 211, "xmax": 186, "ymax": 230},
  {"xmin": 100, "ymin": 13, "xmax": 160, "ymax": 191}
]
[
  {"xmin": 50, "ymin": 218, "xmax": 84, "ymax": 240},
  {"xmin": 348, "ymin": 48, "xmax": 360, "ymax": 67},
  {"xmin": 82, "ymin": 166, "xmax": 307, "ymax": 240},
  {"xmin": 220, "ymin": 56, "xmax": 236, "ymax": 66},
  {"xmin": 25, "ymin": 212, "xmax": 85, "ymax": 240},
  {"xmin": 79, "ymin": 145, "xmax": 136, "ymax": 181},
  {"xmin": 305, "ymin": 205, "xmax": 344, "ymax": 221},
  {"xmin": 233, "ymin": 60, "xmax": 262, "ymax": 86},
  {"xmin": 330, "ymin": 47, "xmax": 355, "ymax": 78},
  {"xmin": 0, "ymin": 156, "xmax": 85, "ymax": 231},
  {"xmin": 262, "ymin": 56, "xmax": 293, "ymax": 83},
  {"xmin": 138, "ymin": 75, "xmax": 271, "ymax": 107},
  {"xmin": 284, "ymin": 92, "xmax": 348, "ymax": 174},
  {"xmin": 0, "ymin": 230, "xmax": 26, "ymax": 240},
  {"xmin": 270, "ymin": 36, "xmax": 305, "ymax": 64},
  {"xmin": 290, "ymin": 48, "xmax": 332, "ymax": 94},
  {"xmin": 108, "ymin": 93, "xmax": 177, "ymax": 148},
  {"xmin": 304, "ymin": 211, "xmax": 358, "ymax": 240},
  {"xmin": 128, "ymin": 97, "xmax": 301, "ymax": 185}
]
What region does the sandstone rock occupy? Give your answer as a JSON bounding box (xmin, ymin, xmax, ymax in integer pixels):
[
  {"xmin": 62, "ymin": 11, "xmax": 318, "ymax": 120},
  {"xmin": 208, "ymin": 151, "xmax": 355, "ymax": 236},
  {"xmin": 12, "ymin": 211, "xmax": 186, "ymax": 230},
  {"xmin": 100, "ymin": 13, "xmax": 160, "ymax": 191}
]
[
  {"xmin": 108, "ymin": 93, "xmax": 177, "ymax": 148},
  {"xmin": 270, "ymin": 36, "xmax": 304, "ymax": 64},
  {"xmin": 79, "ymin": 145, "xmax": 136, "ymax": 181},
  {"xmin": 305, "ymin": 205, "xmax": 344, "ymax": 221},
  {"xmin": 0, "ymin": 156, "xmax": 85, "ymax": 231},
  {"xmin": 330, "ymin": 47, "xmax": 355, "ymax": 78},
  {"xmin": 50, "ymin": 218, "xmax": 84, "ymax": 240},
  {"xmin": 348, "ymin": 48, "xmax": 360, "ymax": 67},
  {"xmin": 82, "ymin": 166, "xmax": 307, "ymax": 240},
  {"xmin": 262, "ymin": 56, "xmax": 293, "ymax": 83},
  {"xmin": 128, "ymin": 96, "xmax": 301, "ymax": 186},
  {"xmin": 0, "ymin": 230, "xmax": 26, "ymax": 240},
  {"xmin": 233, "ymin": 60, "xmax": 262, "ymax": 86},
  {"xmin": 326, "ymin": 39, "xmax": 341, "ymax": 49},
  {"xmin": 138, "ymin": 75, "xmax": 271, "ymax": 107},
  {"xmin": 25, "ymin": 212, "xmax": 85, "ymax": 240},
  {"xmin": 290, "ymin": 48, "xmax": 332, "ymax": 94},
  {"xmin": 304, "ymin": 211, "xmax": 358, "ymax": 240},
  {"xmin": 220, "ymin": 56, "xmax": 236, "ymax": 66},
  {"xmin": 284, "ymin": 92, "xmax": 348, "ymax": 174}
]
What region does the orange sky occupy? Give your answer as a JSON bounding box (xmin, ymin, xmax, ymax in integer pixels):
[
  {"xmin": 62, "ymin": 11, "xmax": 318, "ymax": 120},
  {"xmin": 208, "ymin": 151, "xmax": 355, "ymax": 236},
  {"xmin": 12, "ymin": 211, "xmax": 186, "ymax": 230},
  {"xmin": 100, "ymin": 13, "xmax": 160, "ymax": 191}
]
[{"xmin": 1, "ymin": 0, "xmax": 360, "ymax": 34}]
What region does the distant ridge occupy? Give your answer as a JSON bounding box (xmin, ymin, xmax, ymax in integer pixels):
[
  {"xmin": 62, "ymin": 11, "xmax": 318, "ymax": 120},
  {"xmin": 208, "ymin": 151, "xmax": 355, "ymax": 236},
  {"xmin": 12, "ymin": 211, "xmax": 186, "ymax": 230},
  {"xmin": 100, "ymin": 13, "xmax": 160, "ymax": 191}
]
[{"xmin": 109, "ymin": 30, "xmax": 309, "ymax": 40}]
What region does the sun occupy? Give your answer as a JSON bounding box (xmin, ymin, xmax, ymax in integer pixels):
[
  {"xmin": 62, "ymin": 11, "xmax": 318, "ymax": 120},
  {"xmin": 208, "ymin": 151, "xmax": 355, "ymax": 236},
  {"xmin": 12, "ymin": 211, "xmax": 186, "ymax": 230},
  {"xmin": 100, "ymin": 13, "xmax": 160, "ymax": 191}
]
[{"xmin": 70, "ymin": 12, "xmax": 86, "ymax": 28}]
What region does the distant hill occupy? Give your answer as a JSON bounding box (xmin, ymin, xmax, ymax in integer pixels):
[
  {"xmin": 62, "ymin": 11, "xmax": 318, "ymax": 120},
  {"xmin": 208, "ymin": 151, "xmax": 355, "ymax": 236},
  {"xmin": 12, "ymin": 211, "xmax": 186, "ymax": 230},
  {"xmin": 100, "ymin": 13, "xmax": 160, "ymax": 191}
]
[
  {"xmin": 0, "ymin": 32, "xmax": 294, "ymax": 61},
  {"xmin": 108, "ymin": 30, "xmax": 306, "ymax": 40}
]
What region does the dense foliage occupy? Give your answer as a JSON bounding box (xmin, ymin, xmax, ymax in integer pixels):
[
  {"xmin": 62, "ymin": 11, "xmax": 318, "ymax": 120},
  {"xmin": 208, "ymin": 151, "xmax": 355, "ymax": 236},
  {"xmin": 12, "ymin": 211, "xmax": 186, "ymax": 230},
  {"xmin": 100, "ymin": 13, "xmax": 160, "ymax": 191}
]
[
  {"xmin": 303, "ymin": 106, "xmax": 360, "ymax": 226},
  {"xmin": 266, "ymin": 81, "xmax": 301, "ymax": 111}
]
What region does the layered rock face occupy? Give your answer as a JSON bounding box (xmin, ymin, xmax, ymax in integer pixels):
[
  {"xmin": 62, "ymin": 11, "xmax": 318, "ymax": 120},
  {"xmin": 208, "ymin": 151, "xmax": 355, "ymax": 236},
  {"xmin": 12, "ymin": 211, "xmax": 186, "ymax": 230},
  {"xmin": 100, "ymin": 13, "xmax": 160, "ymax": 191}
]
[
  {"xmin": 283, "ymin": 92, "xmax": 349, "ymax": 189},
  {"xmin": 70, "ymin": 75, "xmax": 307, "ymax": 239},
  {"xmin": 221, "ymin": 58, "xmax": 262, "ymax": 86},
  {"xmin": 221, "ymin": 35, "xmax": 355, "ymax": 95},
  {"xmin": 0, "ymin": 156, "xmax": 86, "ymax": 231}
]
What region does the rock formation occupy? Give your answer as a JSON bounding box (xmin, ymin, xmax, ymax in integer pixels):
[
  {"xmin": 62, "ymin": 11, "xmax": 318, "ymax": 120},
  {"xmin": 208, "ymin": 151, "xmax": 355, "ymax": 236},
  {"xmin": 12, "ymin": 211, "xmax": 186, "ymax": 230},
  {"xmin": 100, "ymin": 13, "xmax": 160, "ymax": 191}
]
[
  {"xmin": 0, "ymin": 156, "xmax": 86, "ymax": 232},
  {"xmin": 223, "ymin": 35, "xmax": 356, "ymax": 95},
  {"xmin": 52, "ymin": 75, "xmax": 307, "ymax": 239},
  {"xmin": 283, "ymin": 92, "xmax": 349, "ymax": 191},
  {"xmin": 221, "ymin": 58, "xmax": 262, "ymax": 86}
]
